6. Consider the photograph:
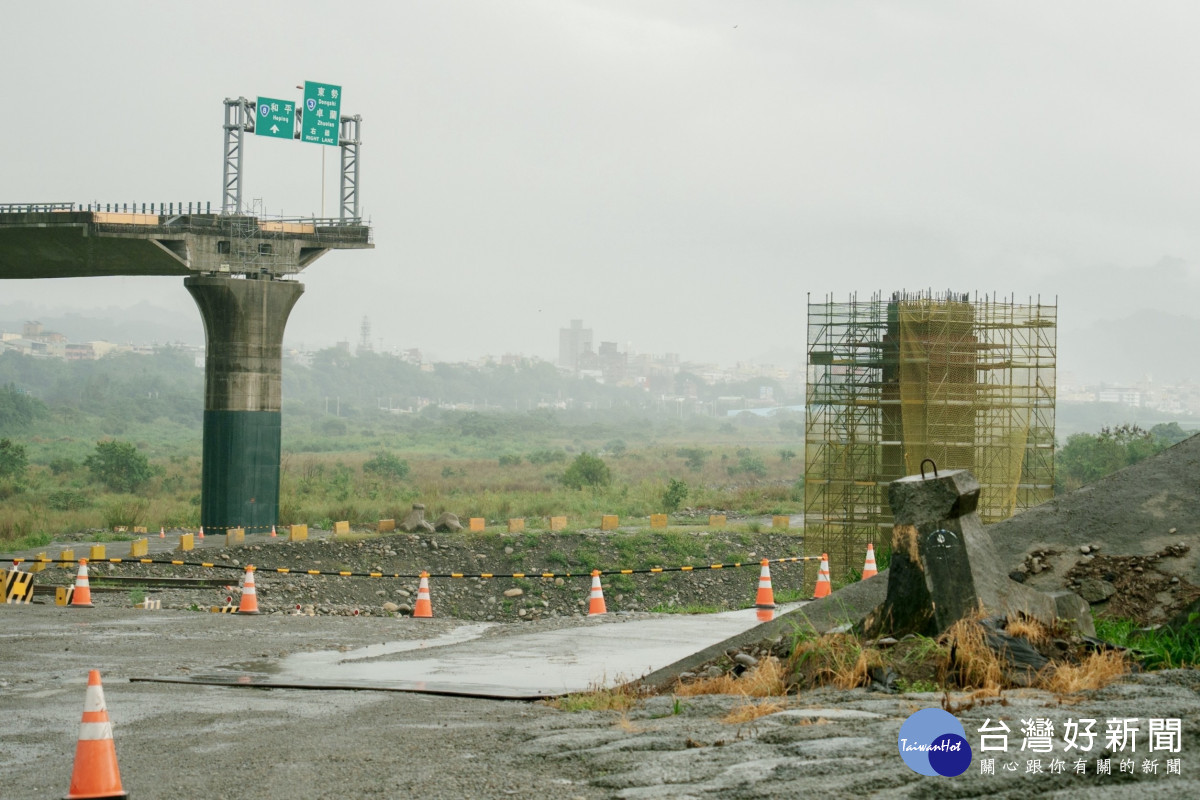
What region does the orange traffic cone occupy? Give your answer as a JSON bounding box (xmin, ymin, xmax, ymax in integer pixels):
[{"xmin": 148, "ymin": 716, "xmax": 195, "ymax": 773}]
[
  {"xmin": 861, "ymin": 543, "xmax": 878, "ymax": 580},
  {"xmin": 237, "ymin": 566, "xmax": 260, "ymax": 614},
  {"xmin": 755, "ymin": 559, "xmax": 776, "ymax": 609},
  {"xmin": 413, "ymin": 572, "xmax": 433, "ymax": 618},
  {"xmin": 588, "ymin": 570, "xmax": 607, "ymax": 616},
  {"xmin": 812, "ymin": 553, "xmax": 832, "ymax": 599},
  {"xmin": 65, "ymin": 670, "xmax": 127, "ymax": 799},
  {"xmin": 159, "ymin": 526, "xmax": 165, "ymax": 539},
  {"xmin": 270, "ymin": 525, "xmax": 277, "ymax": 538},
  {"xmin": 756, "ymin": 607, "xmax": 775, "ymax": 623},
  {"xmin": 70, "ymin": 560, "xmax": 95, "ymax": 609}
]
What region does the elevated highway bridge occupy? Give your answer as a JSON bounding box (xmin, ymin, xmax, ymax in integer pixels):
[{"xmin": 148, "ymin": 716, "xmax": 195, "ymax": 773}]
[{"xmin": 0, "ymin": 200, "xmax": 374, "ymax": 536}]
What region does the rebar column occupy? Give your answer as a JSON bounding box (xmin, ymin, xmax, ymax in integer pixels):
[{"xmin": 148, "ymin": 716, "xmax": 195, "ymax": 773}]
[{"xmin": 185, "ymin": 275, "xmax": 304, "ymax": 533}]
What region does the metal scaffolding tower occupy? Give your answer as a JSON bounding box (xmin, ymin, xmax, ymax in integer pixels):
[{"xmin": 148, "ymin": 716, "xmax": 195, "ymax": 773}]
[{"xmin": 803, "ymin": 291, "xmax": 1057, "ymax": 580}]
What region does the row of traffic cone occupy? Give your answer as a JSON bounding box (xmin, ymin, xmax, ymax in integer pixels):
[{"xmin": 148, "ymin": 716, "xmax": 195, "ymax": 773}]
[
  {"xmin": 61, "ymin": 545, "xmax": 883, "ymax": 616},
  {"xmin": 65, "ymin": 561, "xmax": 261, "ymax": 615}
]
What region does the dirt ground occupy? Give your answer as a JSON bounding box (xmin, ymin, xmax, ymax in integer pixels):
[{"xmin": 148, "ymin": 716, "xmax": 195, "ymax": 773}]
[{"xmin": 3, "ymin": 606, "xmax": 1198, "ymax": 800}]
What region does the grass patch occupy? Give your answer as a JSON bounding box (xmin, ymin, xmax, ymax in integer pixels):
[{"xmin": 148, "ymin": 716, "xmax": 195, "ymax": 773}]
[
  {"xmin": 1095, "ymin": 615, "xmax": 1200, "ymax": 669},
  {"xmin": 547, "ymin": 682, "xmax": 639, "ymax": 712}
]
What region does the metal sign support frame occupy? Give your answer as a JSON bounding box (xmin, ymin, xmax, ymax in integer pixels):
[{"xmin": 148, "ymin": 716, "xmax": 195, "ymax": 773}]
[
  {"xmin": 222, "ymin": 97, "xmax": 254, "ymax": 215},
  {"xmin": 339, "ymin": 115, "xmax": 362, "ymax": 222}
]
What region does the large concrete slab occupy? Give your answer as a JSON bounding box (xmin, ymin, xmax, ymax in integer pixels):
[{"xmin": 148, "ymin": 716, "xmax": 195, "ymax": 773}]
[{"xmin": 133, "ymin": 605, "xmax": 801, "ymax": 699}]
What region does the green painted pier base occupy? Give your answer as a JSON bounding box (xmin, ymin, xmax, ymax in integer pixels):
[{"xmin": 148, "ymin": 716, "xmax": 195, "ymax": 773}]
[{"xmin": 186, "ymin": 275, "xmax": 304, "ymax": 533}]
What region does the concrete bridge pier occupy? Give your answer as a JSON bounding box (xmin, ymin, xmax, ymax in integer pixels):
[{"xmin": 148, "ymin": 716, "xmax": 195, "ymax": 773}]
[{"xmin": 185, "ymin": 274, "xmax": 304, "ymax": 534}]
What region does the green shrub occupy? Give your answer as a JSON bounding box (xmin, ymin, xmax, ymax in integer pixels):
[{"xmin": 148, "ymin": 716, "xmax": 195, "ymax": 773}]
[
  {"xmin": 662, "ymin": 478, "xmax": 689, "ymax": 511},
  {"xmin": 562, "ymin": 452, "xmax": 611, "ymax": 489},
  {"xmin": 362, "ymin": 451, "xmax": 410, "ymax": 481},
  {"xmin": 85, "ymin": 440, "xmax": 153, "ymax": 493}
]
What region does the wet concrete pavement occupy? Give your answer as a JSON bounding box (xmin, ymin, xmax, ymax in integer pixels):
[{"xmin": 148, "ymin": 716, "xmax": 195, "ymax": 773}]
[{"xmin": 132, "ymin": 604, "xmax": 802, "ymax": 698}]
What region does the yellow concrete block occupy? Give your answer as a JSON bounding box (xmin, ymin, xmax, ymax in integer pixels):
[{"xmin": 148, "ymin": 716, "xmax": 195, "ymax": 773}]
[
  {"xmin": 507, "ymin": 518, "xmax": 525, "ymax": 533},
  {"xmin": 289, "ymin": 524, "xmax": 308, "ymax": 542},
  {"xmin": 469, "ymin": 518, "xmax": 486, "ymax": 532},
  {"xmin": 225, "ymin": 528, "xmax": 245, "ymax": 546},
  {"xmin": 549, "ymin": 516, "xmax": 567, "ymax": 531},
  {"xmin": 650, "ymin": 514, "xmax": 668, "ymax": 529},
  {"xmin": 132, "ymin": 526, "xmax": 147, "ymax": 534},
  {"xmin": 30, "ymin": 552, "xmax": 47, "ymax": 573},
  {"xmin": 601, "ymin": 515, "xmax": 619, "ymax": 531},
  {"xmin": 772, "ymin": 515, "xmax": 790, "ymax": 530},
  {"xmin": 129, "ymin": 538, "xmax": 148, "ymax": 557},
  {"xmin": 179, "ymin": 533, "xmax": 194, "ymax": 551},
  {"xmin": 709, "ymin": 514, "xmax": 727, "ymax": 529},
  {"xmin": 89, "ymin": 544, "xmax": 106, "ymax": 562},
  {"xmin": 377, "ymin": 519, "xmax": 396, "ymax": 533},
  {"xmin": 56, "ymin": 586, "xmax": 74, "ymax": 606},
  {"xmin": 59, "ymin": 549, "xmax": 74, "ymax": 569},
  {"xmin": 333, "ymin": 520, "xmax": 350, "ymax": 535}
]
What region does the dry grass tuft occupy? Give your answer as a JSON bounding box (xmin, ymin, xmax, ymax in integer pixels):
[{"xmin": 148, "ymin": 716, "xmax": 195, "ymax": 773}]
[
  {"xmin": 675, "ymin": 657, "xmax": 787, "ymax": 698},
  {"xmin": 790, "ymin": 634, "xmax": 879, "ymax": 690},
  {"xmin": 722, "ymin": 699, "xmax": 787, "ymax": 725},
  {"xmin": 940, "ymin": 617, "xmax": 1004, "ymax": 692},
  {"xmin": 1006, "ymin": 617, "xmax": 1053, "ymax": 648},
  {"xmin": 1042, "ymin": 650, "xmax": 1131, "ymax": 694}
]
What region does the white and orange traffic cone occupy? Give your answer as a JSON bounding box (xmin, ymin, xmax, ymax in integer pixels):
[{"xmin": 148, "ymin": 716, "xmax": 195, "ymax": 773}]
[
  {"xmin": 413, "ymin": 572, "xmax": 433, "ymax": 618},
  {"xmin": 159, "ymin": 527, "xmax": 165, "ymax": 539},
  {"xmin": 812, "ymin": 553, "xmax": 832, "ymax": 599},
  {"xmin": 861, "ymin": 543, "xmax": 878, "ymax": 580},
  {"xmin": 755, "ymin": 559, "xmax": 776, "ymax": 609},
  {"xmin": 237, "ymin": 566, "xmax": 260, "ymax": 615},
  {"xmin": 270, "ymin": 525, "xmax": 277, "ymax": 538},
  {"xmin": 70, "ymin": 560, "xmax": 95, "ymax": 609},
  {"xmin": 588, "ymin": 570, "xmax": 607, "ymax": 616},
  {"xmin": 65, "ymin": 670, "xmax": 127, "ymax": 799}
]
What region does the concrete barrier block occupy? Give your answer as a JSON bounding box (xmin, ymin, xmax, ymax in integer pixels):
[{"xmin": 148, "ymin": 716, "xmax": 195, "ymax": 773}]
[
  {"xmin": 55, "ymin": 586, "xmax": 74, "ymax": 606},
  {"xmin": 507, "ymin": 518, "xmax": 525, "ymax": 533},
  {"xmin": 469, "ymin": 518, "xmax": 486, "ymax": 532},
  {"xmin": 59, "ymin": 549, "xmax": 74, "ymax": 569},
  {"xmin": 709, "ymin": 514, "xmax": 727, "ymax": 529},
  {"xmin": 650, "ymin": 514, "xmax": 668, "ymax": 529},
  {"xmin": 30, "ymin": 552, "xmax": 47, "ymax": 573},
  {"xmin": 225, "ymin": 528, "xmax": 245, "ymax": 546},
  {"xmin": 549, "ymin": 516, "xmax": 567, "ymax": 531},
  {"xmin": 89, "ymin": 544, "xmax": 106, "ymax": 562},
  {"xmin": 378, "ymin": 519, "xmax": 396, "ymax": 533},
  {"xmin": 772, "ymin": 515, "xmax": 790, "ymax": 530},
  {"xmin": 289, "ymin": 524, "xmax": 308, "ymax": 542},
  {"xmin": 132, "ymin": 526, "xmax": 147, "ymax": 534},
  {"xmin": 333, "ymin": 520, "xmax": 350, "ymax": 535},
  {"xmin": 129, "ymin": 538, "xmax": 149, "ymax": 557},
  {"xmin": 601, "ymin": 515, "xmax": 619, "ymax": 531},
  {"xmin": 179, "ymin": 533, "xmax": 194, "ymax": 551}
]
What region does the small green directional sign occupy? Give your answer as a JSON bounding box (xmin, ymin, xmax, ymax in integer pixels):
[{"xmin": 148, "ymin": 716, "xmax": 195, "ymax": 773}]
[
  {"xmin": 254, "ymin": 97, "xmax": 295, "ymax": 139},
  {"xmin": 301, "ymin": 81, "xmax": 342, "ymax": 146}
]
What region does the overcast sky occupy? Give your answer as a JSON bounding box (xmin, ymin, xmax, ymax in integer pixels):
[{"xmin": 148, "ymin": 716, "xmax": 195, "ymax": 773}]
[{"xmin": 3, "ymin": 1, "xmax": 1198, "ymax": 381}]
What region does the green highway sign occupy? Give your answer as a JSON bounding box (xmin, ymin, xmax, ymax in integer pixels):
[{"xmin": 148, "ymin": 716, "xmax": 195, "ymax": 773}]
[
  {"xmin": 254, "ymin": 97, "xmax": 295, "ymax": 139},
  {"xmin": 301, "ymin": 80, "xmax": 342, "ymax": 146}
]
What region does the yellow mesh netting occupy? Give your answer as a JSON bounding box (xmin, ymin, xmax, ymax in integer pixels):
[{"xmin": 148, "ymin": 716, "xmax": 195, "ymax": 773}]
[{"xmin": 898, "ymin": 299, "xmax": 1030, "ymax": 522}]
